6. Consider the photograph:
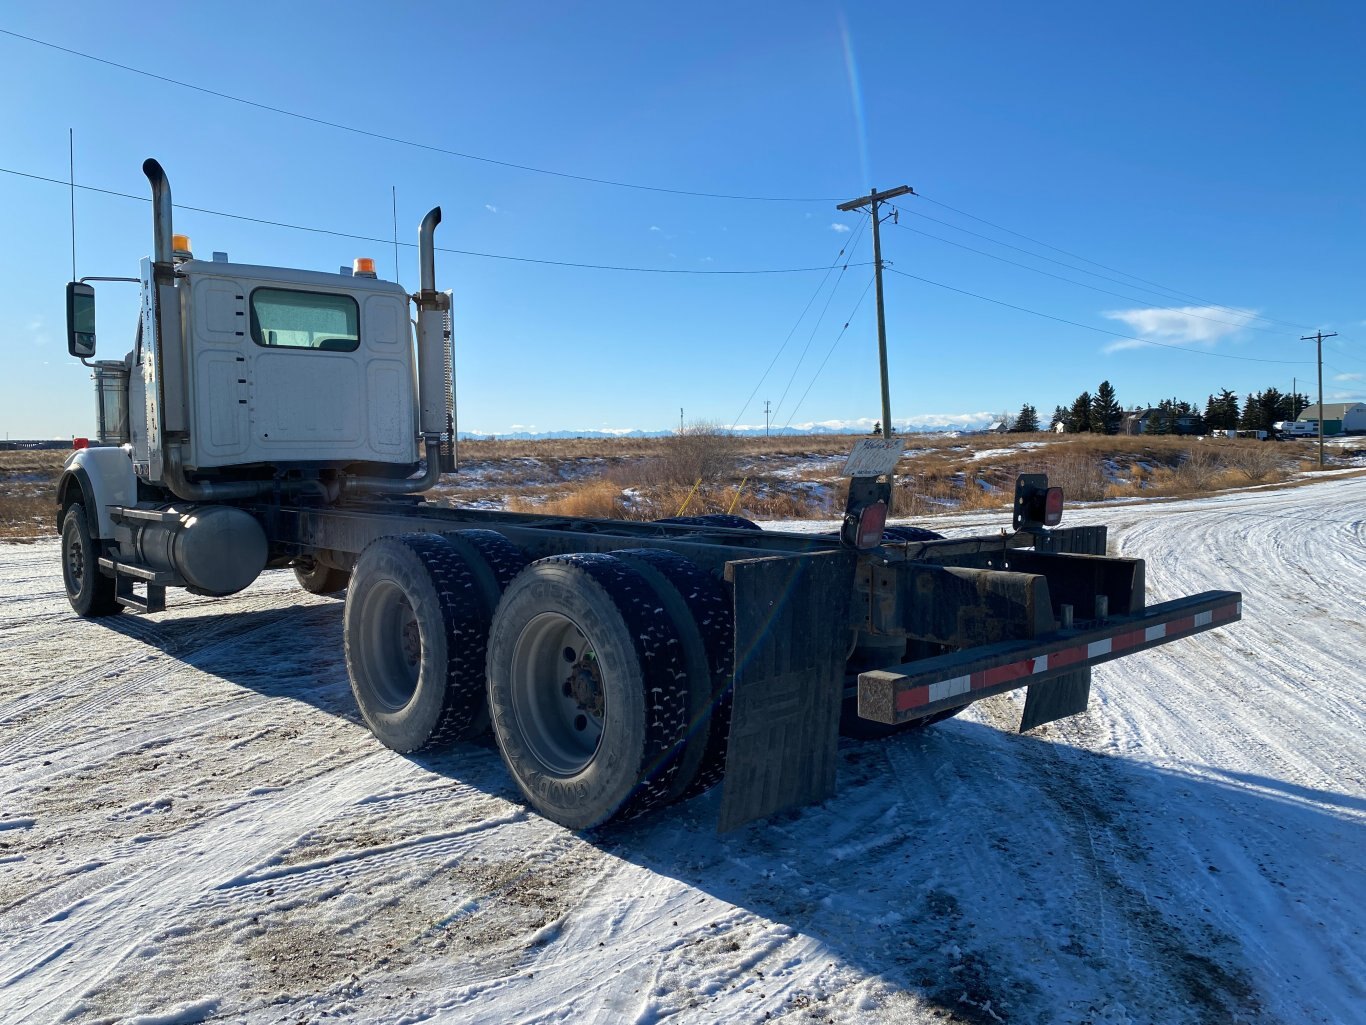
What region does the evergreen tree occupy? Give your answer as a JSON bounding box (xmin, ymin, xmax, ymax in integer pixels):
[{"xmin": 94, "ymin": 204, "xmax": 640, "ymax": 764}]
[
  {"xmin": 1014, "ymin": 403, "xmax": 1040, "ymax": 433},
  {"xmin": 1223, "ymin": 388, "xmax": 1245, "ymax": 429},
  {"xmin": 1148, "ymin": 408, "xmax": 1170, "ymax": 435},
  {"xmin": 1256, "ymin": 388, "xmax": 1284, "ymax": 431},
  {"xmin": 1067, "ymin": 391, "xmax": 1092, "ymax": 434},
  {"xmin": 1239, "ymin": 394, "xmax": 1263, "ymax": 431},
  {"xmin": 1090, "ymin": 380, "xmax": 1122, "ymax": 434},
  {"xmin": 1280, "ymin": 391, "xmax": 1310, "ymax": 421},
  {"xmin": 1206, "ymin": 389, "xmax": 1239, "ymax": 430}
]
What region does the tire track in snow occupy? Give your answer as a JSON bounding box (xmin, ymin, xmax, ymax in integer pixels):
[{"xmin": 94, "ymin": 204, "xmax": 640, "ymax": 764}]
[{"xmin": 1, "ymin": 754, "xmax": 395, "ymax": 1022}]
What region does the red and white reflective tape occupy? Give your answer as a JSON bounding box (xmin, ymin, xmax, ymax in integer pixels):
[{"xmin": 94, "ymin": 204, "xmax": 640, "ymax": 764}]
[{"xmin": 896, "ymin": 600, "xmax": 1241, "ymax": 714}]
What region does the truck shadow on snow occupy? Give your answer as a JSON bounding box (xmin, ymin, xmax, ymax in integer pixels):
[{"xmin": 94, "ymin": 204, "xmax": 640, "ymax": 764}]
[
  {"xmin": 600, "ymin": 719, "xmax": 1360, "ymax": 1025},
  {"xmin": 97, "ymin": 600, "xmax": 1360, "ymax": 1025}
]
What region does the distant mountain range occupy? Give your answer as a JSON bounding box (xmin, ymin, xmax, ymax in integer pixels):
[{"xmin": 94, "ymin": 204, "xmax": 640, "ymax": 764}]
[{"xmin": 459, "ymin": 415, "xmax": 996, "ymax": 441}]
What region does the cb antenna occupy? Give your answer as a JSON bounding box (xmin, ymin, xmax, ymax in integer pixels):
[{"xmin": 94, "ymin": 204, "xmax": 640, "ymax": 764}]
[
  {"xmin": 392, "ymin": 185, "xmax": 400, "ymax": 281},
  {"xmin": 68, "ymin": 128, "xmax": 77, "ymax": 280}
]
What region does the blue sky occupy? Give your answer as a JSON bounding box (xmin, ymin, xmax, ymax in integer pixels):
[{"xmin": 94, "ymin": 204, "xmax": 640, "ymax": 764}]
[{"xmin": 2, "ymin": 1, "xmax": 1363, "ymax": 439}]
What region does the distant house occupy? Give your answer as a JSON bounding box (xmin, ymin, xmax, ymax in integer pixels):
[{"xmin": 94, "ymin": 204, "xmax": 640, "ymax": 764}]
[
  {"xmin": 1296, "ymin": 402, "xmax": 1366, "ymax": 435},
  {"xmin": 1052, "ymin": 421, "xmax": 1067, "ymax": 434},
  {"xmin": 983, "ymin": 421, "xmax": 1010, "ymax": 434},
  {"xmin": 1123, "ymin": 408, "xmax": 1202, "ymax": 435}
]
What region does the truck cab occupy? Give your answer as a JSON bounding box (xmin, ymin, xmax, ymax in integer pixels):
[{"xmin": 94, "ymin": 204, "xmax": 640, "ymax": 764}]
[
  {"xmin": 171, "ymin": 256, "xmax": 416, "ymax": 471},
  {"xmin": 57, "ymin": 160, "xmax": 454, "ymax": 611}
]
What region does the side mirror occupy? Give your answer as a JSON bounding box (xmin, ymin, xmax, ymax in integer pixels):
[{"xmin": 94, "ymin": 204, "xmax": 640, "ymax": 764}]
[{"xmin": 67, "ymin": 282, "xmax": 97, "ymax": 358}]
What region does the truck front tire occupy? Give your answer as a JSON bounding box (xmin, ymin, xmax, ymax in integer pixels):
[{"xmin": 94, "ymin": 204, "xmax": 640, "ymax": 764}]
[
  {"xmin": 485, "ymin": 554, "xmax": 691, "ymax": 829},
  {"xmin": 293, "ymin": 555, "xmax": 350, "ymax": 595},
  {"xmin": 61, "ymin": 502, "xmax": 121, "ymax": 618}
]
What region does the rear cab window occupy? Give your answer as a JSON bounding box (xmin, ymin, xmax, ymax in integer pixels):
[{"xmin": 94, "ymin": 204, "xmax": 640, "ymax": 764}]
[{"xmin": 250, "ymin": 288, "xmax": 360, "ymax": 351}]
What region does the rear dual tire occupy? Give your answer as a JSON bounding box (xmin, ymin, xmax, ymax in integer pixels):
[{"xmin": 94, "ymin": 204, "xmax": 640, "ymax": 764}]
[
  {"xmin": 344, "ymin": 531, "xmax": 526, "ymax": 753},
  {"xmin": 345, "ymin": 534, "xmax": 733, "ymax": 829},
  {"xmin": 485, "ymin": 554, "xmax": 701, "ymax": 830}
]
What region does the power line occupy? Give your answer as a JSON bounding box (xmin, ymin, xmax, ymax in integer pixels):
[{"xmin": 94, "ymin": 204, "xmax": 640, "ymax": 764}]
[
  {"xmin": 0, "ymin": 165, "xmax": 869, "ymax": 276},
  {"xmin": 900, "ymin": 203, "xmax": 1306, "ymax": 334},
  {"xmin": 889, "ymin": 218, "xmax": 1289, "ymax": 339},
  {"xmin": 728, "ymin": 218, "xmax": 869, "ymax": 429},
  {"xmin": 0, "ymin": 28, "xmax": 838, "ymax": 204},
  {"xmin": 916, "ymin": 193, "xmax": 1315, "ymax": 332},
  {"xmin": 7, "ymin": 26, "xmax": 1333, "ymax": 342},
  {"xmin": 771, "ymin": 228, "xmax": 866, "ymax": 421},
  {"xmin": 884, "ymin": 266, "xmax": 1313, "ymax": 366},
  {"xmin": 784, "ymin": 275, "xmax": 878, "ymax": 427}
]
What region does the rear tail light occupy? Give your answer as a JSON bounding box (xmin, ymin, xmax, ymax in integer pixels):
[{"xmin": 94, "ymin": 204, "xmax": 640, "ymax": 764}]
[
  {"xmin": 856, "ymin": 501, "xmax": 888, "ymax": 549},
  {"xmin": 1044, "ymin": 487, "xmax": 1064, "ymax": 526}
]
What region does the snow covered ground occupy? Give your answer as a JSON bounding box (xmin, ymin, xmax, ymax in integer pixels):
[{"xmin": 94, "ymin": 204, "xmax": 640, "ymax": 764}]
[{"xmin": 1, "ymin": 476, "xmax": 1363, "ymax": 1024}]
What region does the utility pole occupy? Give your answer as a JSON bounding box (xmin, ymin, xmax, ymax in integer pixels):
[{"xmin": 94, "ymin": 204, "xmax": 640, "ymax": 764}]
[
  {"xmin": 679, "ymin": 407, "xmax": 684, "ymax": 434},
  {"xmin": 1301, "ymin": 330, "xmax": 1336, "ymax": 469},
  {"xmin": 837, "ymin": 185, "xmax": 914, "ymax": 440},
  {"xmin": 764, "ymin": 399, "xmax": 770, "ymax": 438}
]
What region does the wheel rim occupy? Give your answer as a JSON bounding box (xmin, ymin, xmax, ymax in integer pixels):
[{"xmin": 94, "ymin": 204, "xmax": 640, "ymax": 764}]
[
  {"xmin": 509, "ymin": 612, "xmax": 606, "ymax": 776},
  {"xmin": 357, "ymin": 580, "xmax": 423, "ymax": 711},
  {"xmin": 63, "ymin": 523, "xmax": 85, "ymax": 597}
]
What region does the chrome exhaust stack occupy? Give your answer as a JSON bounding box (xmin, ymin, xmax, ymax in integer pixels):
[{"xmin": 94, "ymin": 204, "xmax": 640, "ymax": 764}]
[
  {"xmin": 415, "ymin": 206, "xmax": 451, "ymax": 443},
  {"xmin": 142, "ymin": 159, "xmax": 174, "ymax": 270}
]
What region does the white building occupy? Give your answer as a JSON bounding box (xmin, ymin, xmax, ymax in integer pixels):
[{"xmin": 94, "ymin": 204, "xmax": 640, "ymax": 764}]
[{"xmin": 1296, "ymin": 402, "xmax": 1366, "ymax": 435}]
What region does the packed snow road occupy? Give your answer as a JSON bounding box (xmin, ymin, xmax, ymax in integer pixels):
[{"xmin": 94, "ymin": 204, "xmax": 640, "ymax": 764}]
[{"xmin": 1, "ymin": 476, "xmax": 1362, "ymax": 1024}]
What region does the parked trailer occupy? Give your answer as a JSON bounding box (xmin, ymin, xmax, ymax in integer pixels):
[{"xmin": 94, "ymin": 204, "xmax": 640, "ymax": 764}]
[{"xmin": 55, "ymin": 160, "xmax": 1241, "ymax": 831}]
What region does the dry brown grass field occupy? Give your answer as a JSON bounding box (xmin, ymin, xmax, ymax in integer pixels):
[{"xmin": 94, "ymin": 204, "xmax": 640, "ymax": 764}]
[
  {"xmin": 0, "ymin": 450, "xmax": 67, "ymax": 540},
  {"xmin": 4, "ymin": 433, "xmax": 1359, "ymax": 540}
]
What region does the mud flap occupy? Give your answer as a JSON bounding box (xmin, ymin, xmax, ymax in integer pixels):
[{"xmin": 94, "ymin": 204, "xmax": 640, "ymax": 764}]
[
  {"xmin": 1019, "ymin": 668, "xmax": 1091, "ymax": 732},
  {"xmin": 718, "ymin": 550, "xmax": 855, "ymax": 832}
]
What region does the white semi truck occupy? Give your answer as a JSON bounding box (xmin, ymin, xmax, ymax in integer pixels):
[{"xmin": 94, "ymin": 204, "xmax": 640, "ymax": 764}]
[{"xmin": 56, "ymin": 160, "xmax": 1242, "ymax": 830}]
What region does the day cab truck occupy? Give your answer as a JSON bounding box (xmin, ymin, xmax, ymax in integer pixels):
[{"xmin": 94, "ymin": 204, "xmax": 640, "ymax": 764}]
[{"xmin": 56, "ymin": 160, "xmax": 1242, "ymax": 831}]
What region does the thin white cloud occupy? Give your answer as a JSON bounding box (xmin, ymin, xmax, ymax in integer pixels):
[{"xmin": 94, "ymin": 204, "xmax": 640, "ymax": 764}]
[
  {"xmin": 831, "ymin": 223, "xmax": 851, "ymax": 233},
  {"xmin": 649, "ymin": 225, "xmax": 662, "ymax": 232},
  {"xmin": 699, "ymin": 256, "xmax": 713, "ymax": 263},
  {"xmin": 1103, "ymin": 305, "xmax": 1259, "ymax": 346},
  {"xmin": 1103, "ymin": 338, "xmax": 1154, "ymax": 354},
  {"xmin": 1333, "ymin": 372, "xmax": 1363, "ymax": 382},
  {"xmin": 484, "ymin": 204, "xmax": 498, "ymax": 213},
  {"xmin": 27, "ymin": 316, "xmax": 48, "ymax": 347}
]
